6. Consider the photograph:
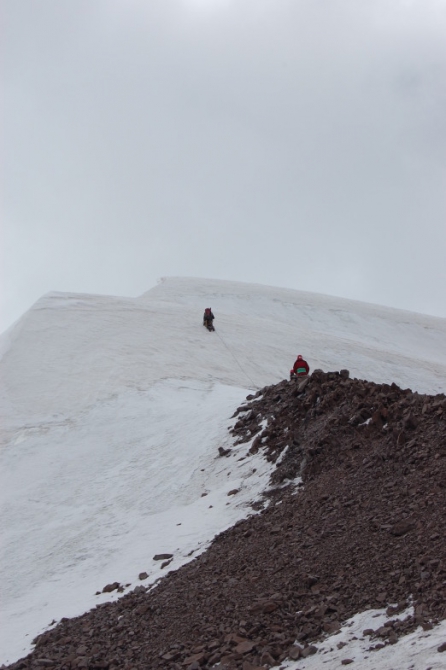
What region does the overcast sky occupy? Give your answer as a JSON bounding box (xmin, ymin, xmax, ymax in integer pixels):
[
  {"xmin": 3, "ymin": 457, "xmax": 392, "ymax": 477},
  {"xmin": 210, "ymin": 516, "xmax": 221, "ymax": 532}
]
[{"xmin": 2, "ymin": 0, "xmax": 446, "ymax": 331}]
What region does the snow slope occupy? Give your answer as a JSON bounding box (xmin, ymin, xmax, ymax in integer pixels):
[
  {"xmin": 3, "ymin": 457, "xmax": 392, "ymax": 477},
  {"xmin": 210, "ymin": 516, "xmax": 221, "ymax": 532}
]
[{"xmin": 1, "ymin": 277, "xmax": 445, "ymax": 665}]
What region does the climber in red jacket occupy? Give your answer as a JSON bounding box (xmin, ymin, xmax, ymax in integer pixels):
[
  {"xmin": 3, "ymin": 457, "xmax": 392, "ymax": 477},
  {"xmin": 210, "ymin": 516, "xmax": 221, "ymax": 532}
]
[{"xmin": 290, "ymin": 354, "xmax": 310, "ymax": 379}]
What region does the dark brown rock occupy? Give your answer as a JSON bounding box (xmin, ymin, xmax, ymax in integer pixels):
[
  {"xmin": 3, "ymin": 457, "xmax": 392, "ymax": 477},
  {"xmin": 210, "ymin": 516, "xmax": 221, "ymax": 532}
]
[
  {"xmin": 287, "ymin": 644, "xmax": 303, "ymax": 660},
  {"xmin": 5, "ymin": 371, "xmax": 445, "ymax": 670},
  {"xmin": 234, "ymin": 641, "xmax": 256, "ymax": 654},
  {"xmin": 404, "ymin": 413, "xmax": 419, "ymax": 429},
  {"xmin": 183, "ymin": 652, "xmax": 206, "ymax": 665},
  {"xmin": 390, "ymin": 521, "xmax": 414, "ymax": 537},
  {"xmin": 242, "ymin": 662, "xmax": 265, "ymax": 670},
  {"xmin": 301, "ymin": 645, "xmax": 317, "ymax": 657},
  {"xmin": 219, "ymin": 447, "xmax": 231, "ymax": 457}
]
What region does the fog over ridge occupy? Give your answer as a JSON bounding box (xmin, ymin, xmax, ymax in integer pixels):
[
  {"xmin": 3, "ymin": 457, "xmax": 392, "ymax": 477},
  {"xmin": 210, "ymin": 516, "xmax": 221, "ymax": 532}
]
[{"xmin": 3, "ymin": 0, "xmax": 446, "ymax": 331}]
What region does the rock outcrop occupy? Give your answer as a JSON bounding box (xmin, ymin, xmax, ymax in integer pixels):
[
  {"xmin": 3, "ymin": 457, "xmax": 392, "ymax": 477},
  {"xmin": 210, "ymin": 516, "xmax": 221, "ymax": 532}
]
[{"xmin": 8, "ymin": 371, "xmax": 446, "ymax": 670}]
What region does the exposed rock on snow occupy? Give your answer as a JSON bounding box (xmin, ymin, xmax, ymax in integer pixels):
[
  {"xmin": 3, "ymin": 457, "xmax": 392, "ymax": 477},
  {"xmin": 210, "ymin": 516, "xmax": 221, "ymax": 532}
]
[{"xmin": 7, "ymin": 370, "xmax": 445, "ymax": 670}]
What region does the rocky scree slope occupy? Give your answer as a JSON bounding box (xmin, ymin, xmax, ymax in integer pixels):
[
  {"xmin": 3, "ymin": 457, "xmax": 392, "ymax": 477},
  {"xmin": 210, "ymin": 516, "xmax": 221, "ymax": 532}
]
[{"xmin": 7, "ymin": 371, "xmax": 446, "ymax": 670}]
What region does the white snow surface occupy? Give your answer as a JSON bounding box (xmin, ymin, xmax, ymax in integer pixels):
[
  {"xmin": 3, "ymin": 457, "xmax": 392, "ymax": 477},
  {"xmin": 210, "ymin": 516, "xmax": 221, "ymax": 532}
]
[
  {"xmin": 282, "ymin": 606, "xmax": 446, "ymax": 670},
  {"xmin": 1, "ymin": 277, "xmax": 445, "ymax": 665}
]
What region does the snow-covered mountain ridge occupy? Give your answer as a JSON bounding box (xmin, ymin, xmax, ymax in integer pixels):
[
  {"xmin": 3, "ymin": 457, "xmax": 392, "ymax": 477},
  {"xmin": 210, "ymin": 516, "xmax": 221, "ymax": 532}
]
[
  {"xmin": 1, "ymin": 277, "xmax": 445, "ymax": 430},
  {"xmin": 1, "ymin": 277, "xmax": 445, "ymax": 665}
]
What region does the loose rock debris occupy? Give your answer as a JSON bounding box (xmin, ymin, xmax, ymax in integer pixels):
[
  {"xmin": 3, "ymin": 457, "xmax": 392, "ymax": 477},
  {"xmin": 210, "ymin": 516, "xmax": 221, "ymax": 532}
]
[{"xmin": 7, "ymin": 370, "xmax": 446, "ymax": 670}]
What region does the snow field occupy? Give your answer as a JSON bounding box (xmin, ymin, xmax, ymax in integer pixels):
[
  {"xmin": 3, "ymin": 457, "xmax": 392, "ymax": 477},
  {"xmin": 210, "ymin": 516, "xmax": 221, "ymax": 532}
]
[
  {"xmin": 1, "ymin": 277, "xmax": 445, "ymax": 665},
  {"xmin": 0, "ymin": 379, "xmax": 278, "ymax": 663}
]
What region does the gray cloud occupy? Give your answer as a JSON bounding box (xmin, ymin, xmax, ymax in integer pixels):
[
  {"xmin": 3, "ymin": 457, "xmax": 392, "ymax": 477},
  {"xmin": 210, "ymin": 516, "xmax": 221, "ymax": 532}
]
[{"xmin": 2, "ymin": 0, "xmax": 446, "ymax": 330}]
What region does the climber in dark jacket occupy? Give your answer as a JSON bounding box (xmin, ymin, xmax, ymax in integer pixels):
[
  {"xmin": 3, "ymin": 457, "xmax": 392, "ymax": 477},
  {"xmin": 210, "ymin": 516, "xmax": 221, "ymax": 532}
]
[
  {"xmin": 290, "ymin": 354, "xmax": 310, "ymax": 379},
  {"xmin": 203, "ymin": 308, "xmax": 215, "ymax": 330}
]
